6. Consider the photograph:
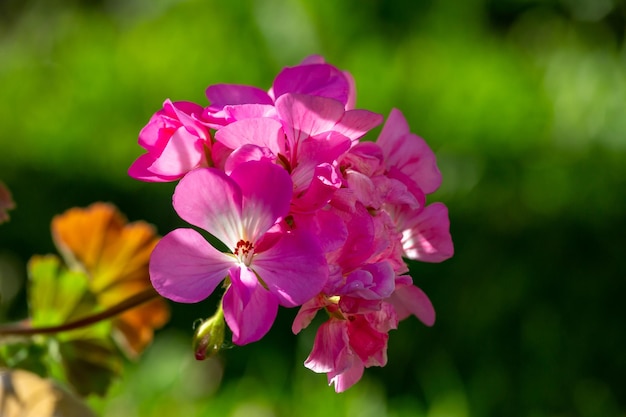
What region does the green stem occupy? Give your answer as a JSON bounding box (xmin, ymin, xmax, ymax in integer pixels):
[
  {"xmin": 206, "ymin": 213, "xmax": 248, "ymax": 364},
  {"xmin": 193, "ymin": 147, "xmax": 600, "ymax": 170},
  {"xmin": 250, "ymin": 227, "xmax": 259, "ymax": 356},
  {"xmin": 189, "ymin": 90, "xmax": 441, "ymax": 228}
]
[{"xmin": 0, "ymin": 287, "xmax": 160, "ymax": 337}]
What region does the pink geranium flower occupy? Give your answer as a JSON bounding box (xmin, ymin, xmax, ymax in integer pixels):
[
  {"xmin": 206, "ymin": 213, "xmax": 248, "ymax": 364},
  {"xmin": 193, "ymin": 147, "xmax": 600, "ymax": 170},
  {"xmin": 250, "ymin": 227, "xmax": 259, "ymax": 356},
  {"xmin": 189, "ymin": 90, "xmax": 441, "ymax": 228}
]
[
  {"xmin": 149, "ymin": 160, "xmax": 328, "ymax": 345},
  {"xmin": 298, "ymin": 299, "xmax": 398, "ymax": 392},
  {"xmin": 129, "ymin": 100, "xmax": 210, "ymax": 182}
]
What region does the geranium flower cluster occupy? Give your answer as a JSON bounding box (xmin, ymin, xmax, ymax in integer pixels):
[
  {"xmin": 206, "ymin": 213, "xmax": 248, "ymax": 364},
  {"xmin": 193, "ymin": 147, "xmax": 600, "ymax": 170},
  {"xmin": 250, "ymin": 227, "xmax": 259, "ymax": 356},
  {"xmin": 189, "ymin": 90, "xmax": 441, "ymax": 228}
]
[{"xmin": 129, "ymin": 56, "xmax": 453, "ymax": 392}]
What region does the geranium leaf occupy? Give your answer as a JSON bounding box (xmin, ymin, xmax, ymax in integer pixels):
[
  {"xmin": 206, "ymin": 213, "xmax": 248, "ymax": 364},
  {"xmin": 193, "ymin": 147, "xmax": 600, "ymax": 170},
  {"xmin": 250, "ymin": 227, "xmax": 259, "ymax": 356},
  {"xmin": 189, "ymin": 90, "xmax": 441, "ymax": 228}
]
[
  {"xmin": 51, "ymin": 203, "xmax": 169, "ymax": 357},
  {"xmin": 58, "ymin": 337, "xmax": 122, "ymax": 397},
  {"xmin": 27, "ymin": 255, "xmax": 94, "ymax": 327}
]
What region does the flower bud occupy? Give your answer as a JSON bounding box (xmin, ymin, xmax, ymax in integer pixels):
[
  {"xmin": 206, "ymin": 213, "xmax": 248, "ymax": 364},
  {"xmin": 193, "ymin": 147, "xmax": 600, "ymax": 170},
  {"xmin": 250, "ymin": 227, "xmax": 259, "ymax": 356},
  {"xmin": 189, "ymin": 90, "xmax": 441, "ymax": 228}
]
[{"xmin": 192, "ymin": 308, "xmax": 225, "ymax": 360}]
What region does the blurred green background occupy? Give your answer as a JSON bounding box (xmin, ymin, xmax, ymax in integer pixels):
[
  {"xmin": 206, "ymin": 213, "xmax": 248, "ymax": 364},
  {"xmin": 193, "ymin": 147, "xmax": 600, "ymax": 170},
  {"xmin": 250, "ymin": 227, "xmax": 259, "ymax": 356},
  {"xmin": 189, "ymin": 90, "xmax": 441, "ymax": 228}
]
[{"xmin": 1, "ymin": 0, "xmax": 625, "ymax": 416}]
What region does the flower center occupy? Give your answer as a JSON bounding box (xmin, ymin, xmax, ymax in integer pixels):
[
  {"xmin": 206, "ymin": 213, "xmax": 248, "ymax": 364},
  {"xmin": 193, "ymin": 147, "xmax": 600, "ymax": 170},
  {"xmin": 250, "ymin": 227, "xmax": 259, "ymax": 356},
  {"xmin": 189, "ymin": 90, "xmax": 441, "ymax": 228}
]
[{"xmin": 233, "ymin": 239, "xmax": 254, "ymax": 266}]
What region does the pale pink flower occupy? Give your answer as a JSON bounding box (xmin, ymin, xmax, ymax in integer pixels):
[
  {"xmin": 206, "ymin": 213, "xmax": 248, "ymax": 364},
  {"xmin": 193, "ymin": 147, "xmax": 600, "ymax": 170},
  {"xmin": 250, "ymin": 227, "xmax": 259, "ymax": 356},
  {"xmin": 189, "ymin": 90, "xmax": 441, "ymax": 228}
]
[{"xmin": 149, "ymin": 160, "xmax": 328, "ymax": 344}]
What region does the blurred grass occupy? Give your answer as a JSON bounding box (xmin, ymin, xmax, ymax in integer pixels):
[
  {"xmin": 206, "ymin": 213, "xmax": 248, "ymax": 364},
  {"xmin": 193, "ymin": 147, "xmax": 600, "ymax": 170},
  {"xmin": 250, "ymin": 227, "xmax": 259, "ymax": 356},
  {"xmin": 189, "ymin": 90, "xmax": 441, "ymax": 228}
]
[{"xmin": 1, "ymin": 0, "xmax": 625, "ymax": 416}]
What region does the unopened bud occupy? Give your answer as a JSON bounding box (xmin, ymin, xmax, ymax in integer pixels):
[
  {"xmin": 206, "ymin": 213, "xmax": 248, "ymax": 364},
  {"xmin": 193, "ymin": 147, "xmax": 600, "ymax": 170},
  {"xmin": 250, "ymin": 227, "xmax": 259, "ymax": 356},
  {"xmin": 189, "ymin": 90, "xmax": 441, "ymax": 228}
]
[{"xmin": 192, "ymin": 307, "xmax": 225, "ymax": 360}]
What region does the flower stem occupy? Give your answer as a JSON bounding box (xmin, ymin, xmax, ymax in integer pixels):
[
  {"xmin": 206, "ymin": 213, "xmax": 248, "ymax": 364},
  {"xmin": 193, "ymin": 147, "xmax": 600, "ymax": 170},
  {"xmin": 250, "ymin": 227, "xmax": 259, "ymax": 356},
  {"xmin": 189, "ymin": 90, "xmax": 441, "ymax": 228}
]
[{"xmin": 0, "ymin": 287, "xmax": 161, "ymax": 337}]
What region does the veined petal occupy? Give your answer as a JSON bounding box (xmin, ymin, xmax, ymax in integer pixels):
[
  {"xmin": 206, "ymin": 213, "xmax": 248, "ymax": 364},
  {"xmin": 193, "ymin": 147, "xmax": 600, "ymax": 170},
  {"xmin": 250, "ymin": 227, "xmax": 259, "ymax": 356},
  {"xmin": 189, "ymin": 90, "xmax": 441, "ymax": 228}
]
[
  {"xmin": 401, "ymin": 202, "xmax": 454, "ymax": 263},
  {"xmin": 388, "ymin": 283, "xmax": 436, "ymax": 326},
  {"xmin": 292, "ymin": 295, "xmax": 327, "ymax": 334},
  {"xmin": 215, "ymin": 117, "xmax": 285, "ymax": 156},
  {"xmin": 229, "ymin": 160, "xmax": 293, "ymax": 243},
  {"xmin": 328, "ymin": 358, "xmax": 364, "ymax": 393},
  {"xmin": 378, "ymin": 109, "xmax": 441, "ymax": 194},
  {"xmin": 334, "ymin": 109, "xmax": 384, "ymax": 144},
  {"xmin": 272, "ymin": 64, "xmax": 351, "ymax": 105},
  {"xmin": 149, "ymin": 228, "xmax": 233, "ymax": 303},
  {"xmin": 223, "ymin": 266, "xmax": 278, "ymax": 345},
  {"xmin": 252, "ymin": 230, "xmax": 328, "ymax": 307},
  {"xmin": 173, "ymin": 168, "xmax": 243, "ymax": 249},
  {"xmin": 275, "ymin": 94, "xmax": 346, "ymax": 153},
  {"xmin": 205, "ymin": 84, "xmax": 273, "ymax": 109},
  {"xmin": 304, "ymin": 319, "xmax": 348, "ymax": 373}
]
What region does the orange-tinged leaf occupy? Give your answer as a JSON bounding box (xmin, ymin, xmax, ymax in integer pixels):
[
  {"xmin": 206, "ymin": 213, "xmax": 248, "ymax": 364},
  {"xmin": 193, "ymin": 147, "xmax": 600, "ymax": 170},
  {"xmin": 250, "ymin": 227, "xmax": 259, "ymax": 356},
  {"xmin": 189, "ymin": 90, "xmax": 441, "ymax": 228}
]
[{"xmin": 51, "ymin": 202, "xmax": 169, "ymax": 357}]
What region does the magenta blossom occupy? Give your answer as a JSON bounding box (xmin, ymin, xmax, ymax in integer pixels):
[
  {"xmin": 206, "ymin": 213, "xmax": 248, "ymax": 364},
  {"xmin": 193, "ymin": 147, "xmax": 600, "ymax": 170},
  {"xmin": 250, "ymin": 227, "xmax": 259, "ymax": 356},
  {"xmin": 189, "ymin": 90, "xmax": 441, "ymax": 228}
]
[
  {"xmin": 131, "ymin": 56, "xmax": 454, "ymax": 393},
  {"xmin": 149, "ymin": 160, "xmax": 328, "ymax": 344},
  {"xmin": 129, "ymin": 100, "xmax": 210, "ymax": 182}
]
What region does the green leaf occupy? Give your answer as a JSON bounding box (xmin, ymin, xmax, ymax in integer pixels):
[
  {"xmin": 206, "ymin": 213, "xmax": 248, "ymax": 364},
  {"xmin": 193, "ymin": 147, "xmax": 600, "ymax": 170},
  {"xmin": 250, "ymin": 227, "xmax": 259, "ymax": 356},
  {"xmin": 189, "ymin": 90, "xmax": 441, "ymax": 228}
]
[
  {"xmin": 0, "ymin": 342, "xmax": 49, "ymax": 377},
  {"xmin": 58, "ymin": 337, "xmax": 122, "ymax": 397},
  {"xmin": 28, "ymin": 255, "xmax": 95, "ymax": 327},
  {"xmin": 25, "ymin": 255, "xmax": 122, "ymax": 396}
]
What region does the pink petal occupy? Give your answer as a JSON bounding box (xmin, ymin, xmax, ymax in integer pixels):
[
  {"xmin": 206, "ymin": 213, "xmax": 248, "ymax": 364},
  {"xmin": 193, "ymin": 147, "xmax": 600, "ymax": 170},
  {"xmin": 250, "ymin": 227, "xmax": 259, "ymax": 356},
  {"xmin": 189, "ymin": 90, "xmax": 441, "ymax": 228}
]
[
  {"xmin": 128, "ymin": 153, "xmax": 181, "ymax": 182},
  {"xmin": 377, "ymin": 109, "xmax": 442, "ymax": 194},
  {"xmin": 340, "ymin": 142, "xmax": 384, "ymax": 177},
  {"xmin": 172, "ymin": 168, "xmax": 243, "ymax": 249},
  {"xmin": 149, "ymin": 228, "xmax": 233, "ymax": 303},
  {"xmin": 338, "ymin": 261, "xmax": 396, "ymax": 300},
  {"xmin": 344, "ymin": 170, "xmax": 380, "ymax": 209},
  {"xmin": 223, "ymin": 266, "xmax": 279, "ymax": 345},
  {"xmin": 149, "ymin": 127, "xmax": 207, "ymax": 177},
  {"xmin": 304, "ymin": 319, "xmax": 348, "ymax": 373},
  {"xmin": 401, "ymin": 202, "xmax": 454, "ymax": 263},
  {"xmin": 377, "ymin": 108, "xmax": 410, "ymax": 143},
  {"xmin": 275, "ymin": 94, "xmax": 346, "ymax": 152},
  {"xmin": 290, "ymin": 132, "xmax": 350, "ymax": 193},
  {"xmin": 223, "ymin": 144, "xmax": 276, "ymax": 175},
  {"xmin": 205, "ymin": 84, "xmax": 273, "ymax": 109},
  {"xmin": 252, "ymin": 230, "xmax": 328, "ymax": 307},
  {"xmin": 292, "ymin": 163, "xmax": 342, "ymax": 213},
  {"xmin": 229, "ymin": 160, "xmax": 293, "ymax": 243},
  {"xmin": 388, "ymin": 284, "xmax": 436, "ymax": 326},
  {"xmin": 139, "ymin": 100, "xmax": 206, "ymax": 150},
  {"xmin": 214, "ymin": 117, "xmax": 285, "ymax": 156},
  {"xmin": 347, "ymin": 314, "xmax": 389, "ymax": 367},
  {"xmin": 334, "ymin": 109, "xmax": 383, "ymax": 144},
  {"xmin": 342, "ymin": 70, "xmax": 357, "ymax": 110},
  {"xmin": 328, "ymin": 358, "xmax": 364, "ymax": 393},
  {"xmin": 292, "ymin": 295, "xmax": 327, "ymax": 334},
  {"xmin": 272, "ymin": 64, "xmax": 351, "ymax": 106}
]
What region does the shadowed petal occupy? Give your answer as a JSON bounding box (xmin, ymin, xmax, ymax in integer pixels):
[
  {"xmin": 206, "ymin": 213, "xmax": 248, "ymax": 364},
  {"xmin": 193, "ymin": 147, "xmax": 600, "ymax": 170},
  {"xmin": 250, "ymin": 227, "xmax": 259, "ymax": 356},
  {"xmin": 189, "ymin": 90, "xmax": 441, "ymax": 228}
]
[
  {"xmin": 150, "ymin": 228, "xmax": 233, "ymax": 303},
  {"xmin": 304, "ymin": 319, "xmax": 348, "ymax": 373},
  {"xmin": 272, "ymin": 64, "xmax": 351, "ymax": 106},
  {"xmin": 401, "ymin": 202, "xmax": 454, "ymax": 263},
  {"xmin": 205, "ymin": 84, "xmax": 273, "ymax": 109},
  {"xmin": 378, "ymin": 109, "xmax": 442, "ymax": 194},
  {"xmin": 388, "ymin": 283, "xmax": 436, "ymax": 326}
]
